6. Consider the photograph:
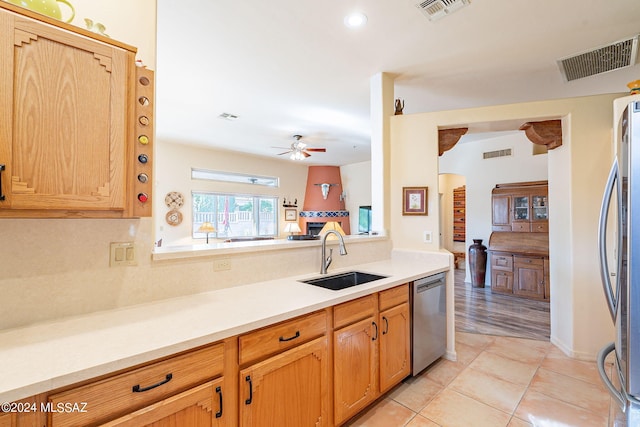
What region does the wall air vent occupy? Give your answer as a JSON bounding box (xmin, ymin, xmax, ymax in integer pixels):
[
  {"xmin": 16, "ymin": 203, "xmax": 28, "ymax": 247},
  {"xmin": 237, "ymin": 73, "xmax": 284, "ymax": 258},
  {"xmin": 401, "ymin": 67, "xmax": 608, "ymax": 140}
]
[
  {"xmin": 483, "ymin": 149, "xmax": 512, "ymax": 160},
  {"xmin": 415, "ymin": 0, "xmax": 471, "ymax": 21},
  {"xmin": 557, "ymin": 35, "xmax": 639, "ymax": 82}
]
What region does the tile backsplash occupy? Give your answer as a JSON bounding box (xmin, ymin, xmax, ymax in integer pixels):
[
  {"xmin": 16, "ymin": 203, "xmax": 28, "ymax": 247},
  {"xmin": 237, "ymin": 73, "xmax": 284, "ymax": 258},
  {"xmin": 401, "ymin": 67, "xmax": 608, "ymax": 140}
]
[{"xmin": 0, "ymin": 218, "xmax": 391, "ymax": 330}]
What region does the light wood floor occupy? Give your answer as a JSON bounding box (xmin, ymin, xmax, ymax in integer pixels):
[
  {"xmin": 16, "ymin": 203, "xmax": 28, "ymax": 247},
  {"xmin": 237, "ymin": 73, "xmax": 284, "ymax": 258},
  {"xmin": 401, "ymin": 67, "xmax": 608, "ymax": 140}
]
[{"xmin": 454, "ymin": 268, "xmax": 551, "ymax": 341}]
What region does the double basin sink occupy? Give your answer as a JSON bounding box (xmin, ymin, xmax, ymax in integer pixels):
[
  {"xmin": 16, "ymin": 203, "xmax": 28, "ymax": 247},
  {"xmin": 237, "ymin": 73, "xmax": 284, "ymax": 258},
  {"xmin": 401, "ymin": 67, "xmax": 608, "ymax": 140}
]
[{"xmin": 300, "ymin": 271, "xmax": 387, "ymax": 291}]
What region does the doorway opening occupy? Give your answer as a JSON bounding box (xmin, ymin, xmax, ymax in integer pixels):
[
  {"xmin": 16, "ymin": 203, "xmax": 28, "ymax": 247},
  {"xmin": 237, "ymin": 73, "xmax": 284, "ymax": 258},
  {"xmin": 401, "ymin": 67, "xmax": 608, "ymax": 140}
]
[{"xmin": 438, "ymin": 128, "xmax": 551, "ymax": 341}]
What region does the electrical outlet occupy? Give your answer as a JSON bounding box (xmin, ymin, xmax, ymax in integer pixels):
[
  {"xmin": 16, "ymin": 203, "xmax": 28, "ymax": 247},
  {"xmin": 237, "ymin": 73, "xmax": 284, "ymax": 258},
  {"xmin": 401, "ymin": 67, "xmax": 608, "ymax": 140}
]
[
  {"xmin": 423, "ymin": 231, "xmax": 433, "ymax": 243},
  {"xmin": 110, "ymin": 242, "xmax": 137, "ymax": 266},
  {"xmin": 213, "ymin": 258, "xmax": 231, "ymax": 271}
]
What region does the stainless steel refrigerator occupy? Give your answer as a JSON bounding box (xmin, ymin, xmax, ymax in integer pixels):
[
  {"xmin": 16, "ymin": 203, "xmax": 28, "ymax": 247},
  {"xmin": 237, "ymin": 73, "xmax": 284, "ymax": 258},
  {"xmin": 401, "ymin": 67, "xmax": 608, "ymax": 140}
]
[{"xmin": 598, "ymin": 97, "xmax": 640, "ymax": 426}]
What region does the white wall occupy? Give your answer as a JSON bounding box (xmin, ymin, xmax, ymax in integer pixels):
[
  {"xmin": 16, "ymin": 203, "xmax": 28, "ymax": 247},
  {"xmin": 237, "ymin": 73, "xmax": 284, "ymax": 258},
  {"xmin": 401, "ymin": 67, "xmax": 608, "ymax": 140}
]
[
  {"xmin": 439, "ymin": 132, "xmax": 549, "ymax": 281},
  {"xmin": 390, "ymin": 94, "xmax": 621, "ymax": 359},
  {"xmin": 341, "ymin": 161, "xmax": 372, "ymax": 234},
  {"xmin": 69, "ymin": 0, "xmax": 156, "ymax": 67},
  {"xmin": 155, "ymin": 141, "xmax": 309, "ymax": 246}
]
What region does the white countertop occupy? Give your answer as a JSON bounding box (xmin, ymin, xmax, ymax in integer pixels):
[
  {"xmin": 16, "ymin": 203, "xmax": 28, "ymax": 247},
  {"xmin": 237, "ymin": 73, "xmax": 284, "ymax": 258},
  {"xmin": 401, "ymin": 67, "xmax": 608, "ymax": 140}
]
[{"xmin": 0, "ymin": 251, "xmax": 450, "ymax": 403}]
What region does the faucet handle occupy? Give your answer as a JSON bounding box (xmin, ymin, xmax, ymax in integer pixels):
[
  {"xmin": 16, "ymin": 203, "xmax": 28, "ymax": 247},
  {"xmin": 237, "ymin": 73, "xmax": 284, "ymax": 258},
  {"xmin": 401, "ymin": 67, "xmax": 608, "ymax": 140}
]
[{"xmin": 326, "ymin": 248, "xmax": 333, "ymax": 270}]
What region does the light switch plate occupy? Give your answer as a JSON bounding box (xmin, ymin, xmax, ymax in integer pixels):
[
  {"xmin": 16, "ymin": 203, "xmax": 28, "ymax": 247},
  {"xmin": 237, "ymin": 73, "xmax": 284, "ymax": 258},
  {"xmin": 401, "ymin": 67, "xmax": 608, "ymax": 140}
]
[
  {"xmin": 423, "ymin": 231, "xmax": 433, "ymax": 243},
  {"xmin": 110, "ymin": 242, "xmax": 138, "ymax": 266}
]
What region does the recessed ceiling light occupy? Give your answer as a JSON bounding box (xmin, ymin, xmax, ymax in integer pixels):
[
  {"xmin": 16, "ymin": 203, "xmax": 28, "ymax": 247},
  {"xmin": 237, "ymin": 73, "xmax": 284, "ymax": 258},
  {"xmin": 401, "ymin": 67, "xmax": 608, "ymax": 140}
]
[{"xmin": 344, "ymin": 12, "xmax": 367, "ymax": 28}]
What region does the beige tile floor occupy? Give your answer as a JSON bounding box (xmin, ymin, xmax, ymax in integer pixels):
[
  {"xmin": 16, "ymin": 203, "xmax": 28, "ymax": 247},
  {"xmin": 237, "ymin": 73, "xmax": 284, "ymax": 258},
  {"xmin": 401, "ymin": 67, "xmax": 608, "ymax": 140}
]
[{"xmin": 344, "ymin": 332, "xmax": 613, "ymax": 427}]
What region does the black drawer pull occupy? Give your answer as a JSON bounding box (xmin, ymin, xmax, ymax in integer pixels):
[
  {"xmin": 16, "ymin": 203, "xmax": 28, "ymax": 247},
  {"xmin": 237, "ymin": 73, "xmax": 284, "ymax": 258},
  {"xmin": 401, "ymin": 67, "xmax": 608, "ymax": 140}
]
[
  {"xmin": 245, "ymin": 375, "xmax": 253, "ymax": 405},
  {"xmin": 382, "ymin": 317, "xmax": 389, "ymax": 335},
  {"xmin": 372, "ymin": 321, "xmax": 378, "ymax": 341},
  {"xmin": 0, "ymin": 164, "xmax": 5, "ymax": 201},
  {"xmin": 215, "ymin": 386, "xmax": 223, "ymax": 418},
  {"xmin": 279, "ymin": 331, "xmax": 300, "ymax": 342},
  {"xmin": 132, "ymin": 373, "xmax": 172, "ymax": 393}
]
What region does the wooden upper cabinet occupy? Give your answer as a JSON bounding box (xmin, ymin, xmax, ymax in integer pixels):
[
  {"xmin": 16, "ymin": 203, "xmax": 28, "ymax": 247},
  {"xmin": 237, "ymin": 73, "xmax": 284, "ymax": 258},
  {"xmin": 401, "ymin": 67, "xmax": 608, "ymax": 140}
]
[
  {"xmin": 491, "ymin": 181, "xmax": 548, "ymax": 233},
  {"xmin": 0, "ymin": 6, "xmax": 153, "ymax": 217}
]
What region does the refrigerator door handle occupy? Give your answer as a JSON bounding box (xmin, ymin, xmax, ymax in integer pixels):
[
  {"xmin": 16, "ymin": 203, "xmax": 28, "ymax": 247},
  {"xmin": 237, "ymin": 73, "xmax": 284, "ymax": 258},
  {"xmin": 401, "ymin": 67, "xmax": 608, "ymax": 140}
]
[
  {"xmin": 598, "ymin": 159, "xmax": 621, "ymax": 321},
  {"xmin": 598, "ymin": 342, "xmax": 626, "ymax": 410}
]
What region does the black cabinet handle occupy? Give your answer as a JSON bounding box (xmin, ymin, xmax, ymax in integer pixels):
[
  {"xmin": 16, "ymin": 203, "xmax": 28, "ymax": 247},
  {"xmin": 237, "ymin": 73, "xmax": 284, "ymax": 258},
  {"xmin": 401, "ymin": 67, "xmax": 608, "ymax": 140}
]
[
  {"xmin": 0, "ymin": 164, "xmax": 5, "ymax": 201},
  {"xmin": 245, "ymin": 375, "xmax": 253, "ymax": 404},
  {"xmin": 279, "ymin": 331, "xmax": 300, "ymax": 342},
  {"xmin": 372, "ymin": 321, "xmax": 378, "ymax": 341},
  {"xmin": 382, "ymin": 317, "xmax": 389, "ymax": 335},
  {"xmin": 215, "ymin": 385, "xmax": 223, "ymax": 418},
  {"xmin": 132, "ymin": 373, "xmax": 172, "ymax": 393}
]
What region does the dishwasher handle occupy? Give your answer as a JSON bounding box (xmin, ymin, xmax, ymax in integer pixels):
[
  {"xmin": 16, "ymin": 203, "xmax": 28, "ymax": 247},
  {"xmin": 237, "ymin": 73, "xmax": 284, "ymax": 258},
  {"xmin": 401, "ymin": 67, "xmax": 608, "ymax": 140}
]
[{"xmin": 415, "ymin": 274, "xmax": 445, "ymax": 293}]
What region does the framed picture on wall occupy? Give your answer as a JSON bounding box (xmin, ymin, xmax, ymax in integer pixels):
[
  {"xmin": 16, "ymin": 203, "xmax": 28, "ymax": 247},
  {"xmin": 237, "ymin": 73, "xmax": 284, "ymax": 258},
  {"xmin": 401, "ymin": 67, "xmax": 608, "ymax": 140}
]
[
  {"xmin": 402, "ymin": 187, "xmax": 428, "ymax": 215},
  {"xmin": 285, "ymin": 208, "xmax": 297, "ymax": 221}
]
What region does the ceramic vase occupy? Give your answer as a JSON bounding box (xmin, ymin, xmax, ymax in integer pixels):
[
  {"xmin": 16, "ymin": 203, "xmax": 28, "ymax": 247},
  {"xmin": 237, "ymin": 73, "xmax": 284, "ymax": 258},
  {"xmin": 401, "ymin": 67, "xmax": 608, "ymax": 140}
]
[{"xmin": 468, "ymin": 238, "xmax": 487, "ymax": 288}]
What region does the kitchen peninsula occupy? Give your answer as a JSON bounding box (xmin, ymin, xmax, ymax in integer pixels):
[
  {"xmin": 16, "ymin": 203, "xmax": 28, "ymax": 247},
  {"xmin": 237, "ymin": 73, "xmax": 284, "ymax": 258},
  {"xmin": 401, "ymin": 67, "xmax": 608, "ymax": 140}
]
[{"xmin": 0, "ymin": 250, "xmax": 452, "ymax": 426}]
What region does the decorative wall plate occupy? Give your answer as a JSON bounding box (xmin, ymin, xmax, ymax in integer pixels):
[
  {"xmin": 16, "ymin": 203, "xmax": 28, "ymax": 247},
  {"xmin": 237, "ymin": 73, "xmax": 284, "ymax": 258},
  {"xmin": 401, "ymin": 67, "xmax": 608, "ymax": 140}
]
[
  {"xmin": 165, "ymin": 209, "xmax": 183, "ymax": 226},
  {"xmin": 165, "ymin": 191, "xmax": 184, "ymax": 209}
]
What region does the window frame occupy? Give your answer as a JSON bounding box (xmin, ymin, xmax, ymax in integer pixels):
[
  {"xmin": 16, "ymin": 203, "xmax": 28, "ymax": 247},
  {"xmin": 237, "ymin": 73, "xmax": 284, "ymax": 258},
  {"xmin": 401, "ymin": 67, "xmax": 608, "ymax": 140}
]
[{"xmin": 192, "ymin": 191, "xmax": 279, "ymax": 240}]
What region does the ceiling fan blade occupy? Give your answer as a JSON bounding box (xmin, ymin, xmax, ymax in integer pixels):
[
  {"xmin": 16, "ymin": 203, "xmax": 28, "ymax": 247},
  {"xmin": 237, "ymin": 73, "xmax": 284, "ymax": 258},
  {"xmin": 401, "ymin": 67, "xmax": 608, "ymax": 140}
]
[
  {"xmin": 277, "ymin": 151, "xmax": 292, "ymax": 155},
  {"xmin": 306, "ymin": 148, "xmax": 326, "ymax": 152},
  {"xmin": 302, "ymin": 151, "xmax": 312, "ymax": 158}
]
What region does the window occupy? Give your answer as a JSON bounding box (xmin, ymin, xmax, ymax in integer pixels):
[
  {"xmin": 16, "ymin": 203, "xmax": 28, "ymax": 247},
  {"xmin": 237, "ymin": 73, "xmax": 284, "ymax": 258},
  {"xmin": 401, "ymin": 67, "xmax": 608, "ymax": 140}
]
[
  {"xmin": 192, "ymin": 192, "xmax": 278, "ymax": 239},
  {"xmin": 191, "ymin": 168, "xmax": 279, "ymax": 187}
]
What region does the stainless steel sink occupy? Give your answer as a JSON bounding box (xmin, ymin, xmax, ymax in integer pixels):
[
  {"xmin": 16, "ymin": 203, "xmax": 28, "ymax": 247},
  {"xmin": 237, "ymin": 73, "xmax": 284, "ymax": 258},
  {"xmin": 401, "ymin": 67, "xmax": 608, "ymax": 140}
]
[{"xmin": 300, "ymin": 271, "xmax": 388, "ymax": 291}]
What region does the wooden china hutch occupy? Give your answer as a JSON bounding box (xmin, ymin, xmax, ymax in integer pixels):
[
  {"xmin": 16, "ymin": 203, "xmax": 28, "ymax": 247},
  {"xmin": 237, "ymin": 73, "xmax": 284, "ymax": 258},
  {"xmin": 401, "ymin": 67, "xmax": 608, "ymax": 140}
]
[{"xmin": 488, "ymin": 181, "xmax": 550, "ymax": 301}]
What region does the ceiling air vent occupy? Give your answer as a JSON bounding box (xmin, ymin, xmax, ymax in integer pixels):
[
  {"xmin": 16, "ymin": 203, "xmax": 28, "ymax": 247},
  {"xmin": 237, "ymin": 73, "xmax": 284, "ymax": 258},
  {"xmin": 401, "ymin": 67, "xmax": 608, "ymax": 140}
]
[
  {"xmin": 557, "ymin": 35, "xmax": 639, "ymax": 82},
  {"xmin": 415, "ymin": 0, "xmax": 471, "ymax": 21},
  {"xmin": 483, "ymin": 148, "xmax": 512, "ymax": 160}
]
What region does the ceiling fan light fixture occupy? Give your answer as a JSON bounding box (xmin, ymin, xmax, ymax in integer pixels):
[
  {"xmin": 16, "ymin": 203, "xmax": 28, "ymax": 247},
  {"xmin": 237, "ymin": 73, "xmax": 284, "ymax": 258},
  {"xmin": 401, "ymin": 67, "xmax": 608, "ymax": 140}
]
[
  {"xmin": 218, "ymin": 112, "xmax": 239, "ymax": 121},
  {"xmin": 290, "ymin": 150, "xmax": 306, "ymax": 161}
]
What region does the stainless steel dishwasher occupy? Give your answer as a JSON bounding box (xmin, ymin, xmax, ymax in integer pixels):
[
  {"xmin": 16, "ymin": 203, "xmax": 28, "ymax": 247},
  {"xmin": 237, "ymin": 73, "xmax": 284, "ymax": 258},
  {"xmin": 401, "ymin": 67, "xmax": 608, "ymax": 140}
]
[{"xmin": 411, "ymin": 272, "xmax": 446, "ymax": 375}]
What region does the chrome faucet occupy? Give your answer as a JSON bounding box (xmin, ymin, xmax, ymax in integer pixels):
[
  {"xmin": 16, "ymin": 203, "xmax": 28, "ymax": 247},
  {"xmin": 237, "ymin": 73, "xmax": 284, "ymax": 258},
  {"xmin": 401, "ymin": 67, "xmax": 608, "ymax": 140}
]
[{"xmin": 320, "ymin": 230, "xmax": 348, "ymax": 274}]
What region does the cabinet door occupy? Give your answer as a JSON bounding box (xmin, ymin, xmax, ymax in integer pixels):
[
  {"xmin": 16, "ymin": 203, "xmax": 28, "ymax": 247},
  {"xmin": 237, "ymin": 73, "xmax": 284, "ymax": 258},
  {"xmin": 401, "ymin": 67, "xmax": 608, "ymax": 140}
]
[
  {"xmin": 491, "ymin": 195, "xmax": 511, "ymax": 231},
  {"xmin": 0, "ymin": 413, "xmax": 13, "ymax": 427},
  {"xmin": 531, "ymin": 193, "xmax": 549, "ymax": 232},
  {"xmin": 379, "ymin": 303, "xmax": 410, "ymax": 393},
  {"xmin": 333, "ymin": 317, "xmax": 378, "ymax": 425},
  {"xmin": 512, "ymin": 195, "xmax": 530, "ymax": 221},
  {"xmin": 514, "ymin": 257, "xmax": 545, "ymax": 299},
  {"xmin": 100, "ymin": 379, "xmax": 225, "ymax": 427},
  {"xmin": 491, "ymin": 270, "xmax": 513, "ymax": 294},
  {"xmin": 0, "ymin": 10, "xmax": 130, "ymax": 212},
  {"xmin": 240, "ymin": 337, "xmax": 328, "ymax": 427}
]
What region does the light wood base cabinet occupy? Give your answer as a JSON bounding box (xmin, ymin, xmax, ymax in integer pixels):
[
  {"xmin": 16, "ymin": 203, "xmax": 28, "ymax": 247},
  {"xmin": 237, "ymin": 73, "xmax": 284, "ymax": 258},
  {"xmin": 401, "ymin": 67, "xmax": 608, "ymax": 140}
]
[
  {"xmin": 379, "ymin": 303, "xmax": 411, "ymax": 393},
  {"xmin": 333, "ymin": 317, "xmax": 378, "ymax": 424},
  {"xmin": 17, "ymin": 285, "xmax": 413, "ymax": 427},
  {"xmin": 239, "ymin": 337, "xmax": 329, "ymax": 427},
  {"xmin": 333, "ymin": 284, "xmax": 410, "ymax": 426},
  {"xmin": 101, "ymin": 379, "xmax": 225, "ymax": 427}
]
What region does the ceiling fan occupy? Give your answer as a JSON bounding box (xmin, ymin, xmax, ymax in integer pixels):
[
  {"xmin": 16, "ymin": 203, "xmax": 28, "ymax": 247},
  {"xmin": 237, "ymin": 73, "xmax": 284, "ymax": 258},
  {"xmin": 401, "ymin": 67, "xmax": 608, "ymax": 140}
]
[{"xmin": 274, "ymin": 135, "xmax": 326, "ymax": 160}]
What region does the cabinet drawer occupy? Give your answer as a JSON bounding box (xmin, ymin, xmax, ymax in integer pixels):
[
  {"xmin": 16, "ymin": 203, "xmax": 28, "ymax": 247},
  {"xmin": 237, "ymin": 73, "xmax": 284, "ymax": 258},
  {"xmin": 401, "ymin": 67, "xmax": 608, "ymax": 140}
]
[
  {"xmin": 511, "ymin": 222, "xmax": 529, "ymax": 232},
  {"xmin": 491, "ymin": 254, "xmax": 513, "ymax": 271},
  {"xmin": 379, "ymin": 284, "xmax": 409, "ymax": 311},
  {"xmin": 334, "ymin": 294, "xmax": 376, "ymax": 329},
  {"xmin": 48, "ymin": 343, "xmax": 224, "ymax": 427},
  {"xmin": 239, "ymin": 311, "xmax": 326, "ymax": 365},
  {"xmin": 514, "ymin": 256, "xmax": 544, "ymax": 267},
  {"xmin": 531, "ymin": 222, "xmax": 549, "ymax": 233}
]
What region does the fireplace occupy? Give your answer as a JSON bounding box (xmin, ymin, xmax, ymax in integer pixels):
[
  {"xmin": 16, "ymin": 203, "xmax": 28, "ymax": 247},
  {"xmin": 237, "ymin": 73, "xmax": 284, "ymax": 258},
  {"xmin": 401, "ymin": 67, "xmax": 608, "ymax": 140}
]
[
  {"xmin": 299, "ymin": 166, "xmax": 351, "ymax": 235},
  {"xmin": 305, "ymin": 221, "xmax": 347, "ymax": 236}
]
